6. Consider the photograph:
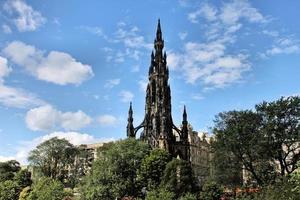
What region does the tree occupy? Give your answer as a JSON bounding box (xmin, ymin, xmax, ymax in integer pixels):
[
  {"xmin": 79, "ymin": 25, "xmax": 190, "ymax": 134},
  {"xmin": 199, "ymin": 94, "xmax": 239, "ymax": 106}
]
[
  {"xmin": 211, "ymin": 138, "xmax": 243, "ymax": 187},
  {"xmin": 80, "ymin": 139, "xmax": 150, "ymax": 200},
  {"xmin": 256, "ymin": 96, "xmax": 300, "ymax": 176},
  {"xmin": 199, "ymin": 181, "xmax": 223, "ymax": 200},
  {"xmin": 28, "ymin": 137, "xmax": 79, "ymax": 185},
  {"xmin": 0, "ymin": 180, "xmax": 20, "ymax": 200},
  {"xmin": 161, "ymin": 159, "xmax": 197, "ymax": 198},
  {"xmin": 27, "ymin": 177, "xmax": 67, "ymax": 200},
  {"xmin": 14, "ymin": 169, "xmax": 32, "ymax": 188},
  {"xmin": 0, "ymin": 160, "xmax": 21, "ymax": 182},
  {"xmin": 137, "ymin": 148, "xmax": 171, "ymax": 191},
  {"xmin": 179, "ymin": 192, "xmax": 197, "ymax": 200},
  {"xmin": 145, "ymin": 188, "xmax": 175, "ymax": 200},
  {"xmin": 213, "ymin": 110, "xmax": 276, "ymax": 185}
]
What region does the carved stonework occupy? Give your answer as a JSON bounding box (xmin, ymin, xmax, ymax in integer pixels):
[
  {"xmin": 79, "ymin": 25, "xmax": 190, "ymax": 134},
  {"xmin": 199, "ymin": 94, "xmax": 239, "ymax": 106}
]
[{"xmin": 126, "ymin": 20, "xmax": 190, "ymax": 161}]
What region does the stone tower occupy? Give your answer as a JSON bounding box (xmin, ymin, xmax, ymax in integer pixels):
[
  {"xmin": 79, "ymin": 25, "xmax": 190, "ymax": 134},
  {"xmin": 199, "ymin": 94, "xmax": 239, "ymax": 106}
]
[{"xmin": 126, "ymin": 20, "xmax": 190, "ymax": 161}]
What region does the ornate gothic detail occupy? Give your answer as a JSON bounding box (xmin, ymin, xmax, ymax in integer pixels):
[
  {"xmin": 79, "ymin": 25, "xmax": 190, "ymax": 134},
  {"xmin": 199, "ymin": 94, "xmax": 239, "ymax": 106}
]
[{"xmin": 126, "ymin": 19, "xmax": 190, "ymax": 161}]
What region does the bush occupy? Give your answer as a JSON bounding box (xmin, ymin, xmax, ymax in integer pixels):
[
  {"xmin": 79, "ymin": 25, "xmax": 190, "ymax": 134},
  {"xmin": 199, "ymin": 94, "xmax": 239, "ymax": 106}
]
[
  {"xmin": 27, "ymin": 177, "xmax": 67, "ymax": 200},
  {"xmin": 199, "ymin": 181, "xmax": 223, "ymax": 200},
  {"xmin": 179, "ymin": 192, "xmax": 197, "ymax": 200},
  {"xmin": 145, "ymin": 188, "xmax": 175, "ymax": 200},
  {"xmin": 0, "ymin": 180, "xmax": 20, "ymax": 200}
]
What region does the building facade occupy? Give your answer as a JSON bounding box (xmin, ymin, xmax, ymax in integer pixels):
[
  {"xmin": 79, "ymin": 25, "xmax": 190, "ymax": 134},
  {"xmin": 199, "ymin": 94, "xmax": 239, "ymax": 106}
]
[{"xmin": 126, "ymin": 20, "xmax": 190, "ymax": 161}]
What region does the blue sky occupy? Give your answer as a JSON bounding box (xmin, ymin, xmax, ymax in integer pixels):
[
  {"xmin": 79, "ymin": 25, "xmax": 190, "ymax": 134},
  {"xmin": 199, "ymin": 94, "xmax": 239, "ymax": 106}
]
[{"xmin": 0, "ymin": 0, "xmax": 299, "ymax": 164}]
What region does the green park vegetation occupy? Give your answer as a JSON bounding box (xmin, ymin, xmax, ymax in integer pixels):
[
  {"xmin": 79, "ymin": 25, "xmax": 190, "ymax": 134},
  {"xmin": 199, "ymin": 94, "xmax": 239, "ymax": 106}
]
[{"xmin": 0, "ymin": 96, "xmax": 299, "ymax": 199}]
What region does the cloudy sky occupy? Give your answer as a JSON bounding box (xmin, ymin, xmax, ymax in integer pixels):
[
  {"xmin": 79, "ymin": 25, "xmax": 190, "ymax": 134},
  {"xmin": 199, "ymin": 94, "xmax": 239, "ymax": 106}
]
[{"xmin": 0, "ymin": 0, "xmax": 299, "ymax": 164}]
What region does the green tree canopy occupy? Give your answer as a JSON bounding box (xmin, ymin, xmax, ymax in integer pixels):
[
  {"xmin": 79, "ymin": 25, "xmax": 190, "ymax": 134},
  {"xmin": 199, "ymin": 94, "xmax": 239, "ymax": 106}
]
[
  {"xmin": 213, "ymin": 110, "xmax": 277, "ymax": 185},
  {"xmin": 0, "ymin": 160, "xmax": 21, "ymax": 182},
  {"xmin": 14, "ymin": 169, "xmax": 32, "ymax": 189},
  {"xmin": 199, "ymin": 181, "xmax": 223, "ymax": 200},
  {"xmin": 0, "ymin": 180, "xmax": 20, "ymax": 200},
  {"xmin": 27, "ymin": 177, "xmax": 67, "ymax": 200},
  {"xmin": 145, "ymin": 188, "xmax": 175, "ymax": 200},
  {"xmin": 161, "ymin": 159, "xmax": 197, "ymax": 198},
  {"xmin": 80, "ymin": 138, "xmax": 150, "ymax": 200},
  {"xmin": 137, "ymin": 148, "xmax": 171, "ymax": 191},
  {"xmin": 256, "ymin": 96, "xmax": 300, "ymax": 176},
  {"xmin": 28, "ymin": 137, "xmax": 79, "ymax": 185}
]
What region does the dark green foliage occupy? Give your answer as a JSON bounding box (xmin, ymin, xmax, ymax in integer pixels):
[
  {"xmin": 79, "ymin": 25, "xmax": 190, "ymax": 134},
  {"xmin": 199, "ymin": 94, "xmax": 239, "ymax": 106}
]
[
  {"xmin": 14, "ymin": 169, "xmax": 32, "ymax": 188},
  {"xmin": 211, "ymin": 139, "xmax": 243, "ymax": 187},
  {"xmin": 145, "ymin": 188, "xmax": 175, "ymax": 200},
  {"xmin": 212, "ymin": 96, "xmax": 300, "ymax": 186},
  {"xmin": 179, "ymin": 192, "xmax": 197, "ymax": 200},
  {"xmin": 256, "ymin": 96, "xmax": 300, "ymax": 176},
  {"xmin": 213, "ymin": 110, "xmax": 277, "ymax": 185},
  {"xmin": 137, "ymin": 148, "xmax": 171, "ymax": 191},
  {"xmin": 80, "ymin": 138, "xmax": 150, "ymax": 200},
  {"xmin": 0, "ymin": 180, "xmax": 20, "ymax": 200},
  {"xmin": 27, "ymin": 177, "xmax": 67, "ymax": 200},
  {"xmin": 0, "ymin": 160, "xmax": 21, "ymax": 182},
  {"xmin": 28, "ymin": 137, "xmax": 79, "ymax": 187},
  {"xmin": 161, "ymin": 159, "xmax": 197, "ymax": 198},
  {"xmin": 199, "ymin": 181, "xmax": 223, "ymax": 200}
]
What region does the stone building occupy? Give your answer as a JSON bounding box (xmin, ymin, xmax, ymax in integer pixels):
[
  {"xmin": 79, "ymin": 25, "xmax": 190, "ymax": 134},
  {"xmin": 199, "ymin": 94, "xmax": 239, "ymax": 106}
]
[
  {"xmin": 126, "ymin": 20, "xmax": 190, "ymax": 161},
  {"xmin": 125, "ymin": 20, "xmax": 214, "ymax": 184}
]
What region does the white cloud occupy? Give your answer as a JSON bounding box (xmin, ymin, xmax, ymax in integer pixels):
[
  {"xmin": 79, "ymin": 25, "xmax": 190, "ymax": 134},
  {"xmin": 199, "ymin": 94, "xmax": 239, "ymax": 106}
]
[
  {"xmin": 115, "ymin": 24, "xmax": 152, "ymax": 49},
  {"xmin": 104, "ymin": 79, "xmax": 120, "ymax": 89},
  {"xmin": 3, "ymin": 41, "xmax": 94, "ymax": 85},
  {"xmin": 0, "ymin": 84, "xmax": 45, "ymax": 108},
  {"xmin": 0, "ymin": 56, "xmax": 12, "ymax": 82},
  {"xmin": 219, "ymin": 0, "xmax": 265, "ymax": 25},
  {"xmin": 138, "ymin": 78, "xmax": 148, "ymax": 92},
  {"xmin": 4, "ymin": 0, "xmax": 46, "ymax": 32},
  {"xmin": 265, "ymin": 37, "xmax": 300, "ymax": 56},
  {"xmin": 262, "ymin": 30, "xmax": 279, "ymax": 37},
  {"xmin": 12, "ymin": 131, "xmax": 115, "ymax": 164},
  {"xmin": 79, "ymin": 26, "xmax": 108, "ymax": 39},
  {"xmin": 0, "ymin": 155, "xmax": 15, "ymax": 162},
  {"xmin": 169, "ymin": 41, "xmax": 250, "ymax": 88},
  {"xmin": 178, "ymin": 32, "xmax": 188, "ymax": 40},
  {"xmin": 191, "ymin": 93, "xmax": 204, "ymax": 100},
  {"xmin": 2, "ymin": 24, "xmax": 12, "ymax": 34},
  {"xmin": 119, "ymin": 90, "xmax": 134, "ymax": 103},
  {"xmin": 0, "ymin": 56, "xmax": 45, "ymax": 109},
  {"xmin": 25, "ymin": 105, "xmax": 92, "ymax": 132},
  {"xmin": 188, "ymin": 3, "xmax": 217, "ymax": 23},
  {"xmin": 97, "ymin": 114, "xmax": 117, "ymax": 126}
]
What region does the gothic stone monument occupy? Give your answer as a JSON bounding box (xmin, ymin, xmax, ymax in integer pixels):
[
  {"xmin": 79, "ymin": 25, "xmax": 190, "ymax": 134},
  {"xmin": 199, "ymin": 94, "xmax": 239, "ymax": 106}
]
[{"xmin": 126, "ymin": 20, "xmax": 190, "ymax": 161}]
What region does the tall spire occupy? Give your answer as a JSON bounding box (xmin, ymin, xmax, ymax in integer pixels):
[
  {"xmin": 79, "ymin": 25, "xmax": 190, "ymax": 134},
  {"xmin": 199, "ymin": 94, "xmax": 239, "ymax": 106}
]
[
  {"xmin": 156, "ymin": 19, "xmax": 162, "ymax": 41},
  {"xmin": 183, "ymin": 105, "xmax": 187, "ymax": 122},
  {"xmin": 127, "ymin": 102, "xmax": 135, "ymax": 138},
  {"xmin": 154, "ymin": 19, "xmax": 164, "ymax": 52}
]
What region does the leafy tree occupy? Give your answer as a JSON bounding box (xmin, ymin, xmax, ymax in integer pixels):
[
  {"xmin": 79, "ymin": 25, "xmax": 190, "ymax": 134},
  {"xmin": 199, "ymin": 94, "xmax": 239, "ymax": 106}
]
[
  {"xmin": 0, "ymin": 180, "xmax": 20, "ymax": 200},
  {"xmin": 14, "ymin": 169, "xmax": 32, "ymax": 188},
  {"xmin": 28, "ymin": 137, "xmax": 79, "ymax": 186},
  {"xmin": 27, "ymin": 177, "xmax": 67, "ymax": 200},
  {"xmin": 0, "ymin": 160, "xmax": 21, "ymax": 182},
  {"xmin": 161, "ymin": 159, "xmax": 197, "ymax": 198},
  {"xmin": 199, "ymin": 181, "xmax": 223, "ymax": 200},
  {"xmin": 213, "ymin": 110, "xmax": 276, "ymax": 185},
  {"xmin": 80, "ymin": 139, "xmax": 150, "ymax": 200},
  {"xmin": 211, "ymin": 139, "xmax": 243, "ymax": 187},
  {"xmin": 256, "ymin": 96, "xmax": 300, "ymax": 176},
  {"xmin": 137, "ymin": 148, "xmax": 171, "ymax": 191},
  {"xmin": 145, "ymin": 188, "xmax": 175, "ymax": 200},
  {"xmin": 179, "ymin": 192, "xmax": 197, "ymax": 200}
]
